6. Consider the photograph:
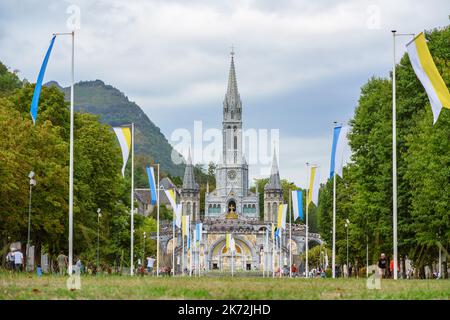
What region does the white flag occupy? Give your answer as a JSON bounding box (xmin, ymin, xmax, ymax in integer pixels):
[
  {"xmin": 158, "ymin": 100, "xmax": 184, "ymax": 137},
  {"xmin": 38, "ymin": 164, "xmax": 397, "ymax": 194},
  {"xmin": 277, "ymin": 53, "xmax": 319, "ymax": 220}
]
[{"xmin": 334, "ymin": 126, "xmax": 349, "ymax": 178}]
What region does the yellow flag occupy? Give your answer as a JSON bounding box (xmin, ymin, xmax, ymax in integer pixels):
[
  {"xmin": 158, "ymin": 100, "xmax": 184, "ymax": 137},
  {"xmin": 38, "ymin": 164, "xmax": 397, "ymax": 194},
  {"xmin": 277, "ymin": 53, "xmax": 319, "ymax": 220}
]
[
  {"xmin": 406, "ymin": 32, "xmax": 450, "ymax": 123},
  {"xmin": 182, "ymin": 215, "xmax": 190, "ymax": 237},
  {"xmin": 277, "ymin": 204, "xmax": 287, "ymax": 230},
  {"xmin": 308, "ymin": 166, "xmax": 320, "ymax": 206}
]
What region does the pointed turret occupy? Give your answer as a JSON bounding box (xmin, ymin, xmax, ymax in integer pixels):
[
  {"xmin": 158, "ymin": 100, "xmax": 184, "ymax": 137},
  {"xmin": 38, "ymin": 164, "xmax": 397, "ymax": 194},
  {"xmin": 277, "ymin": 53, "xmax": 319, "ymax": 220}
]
[
  {"xmin": 182, "ymin": 152, "xmax": 199, "ymax": 191},
  {"xmin": 264, "ymin": 150, "xmax": 281, "ymax": 191},
  {"xmin": 181, "ymin": 151, "xmax": 200, "ymax": 221}
]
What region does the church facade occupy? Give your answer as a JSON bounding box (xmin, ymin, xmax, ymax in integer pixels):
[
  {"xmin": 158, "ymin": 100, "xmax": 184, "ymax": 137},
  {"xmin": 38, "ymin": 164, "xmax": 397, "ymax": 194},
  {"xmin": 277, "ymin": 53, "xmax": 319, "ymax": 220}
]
[{"xmin": 158, "ymin": 53, "xmax": 321, "ymax": 273}]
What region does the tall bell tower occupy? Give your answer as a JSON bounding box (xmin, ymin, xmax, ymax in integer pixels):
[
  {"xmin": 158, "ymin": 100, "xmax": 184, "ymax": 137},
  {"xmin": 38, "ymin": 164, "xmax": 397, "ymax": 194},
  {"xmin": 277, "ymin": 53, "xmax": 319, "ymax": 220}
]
[{"xmin": 222, "ymin": 48, "xmax": 243, "ymax": 165}]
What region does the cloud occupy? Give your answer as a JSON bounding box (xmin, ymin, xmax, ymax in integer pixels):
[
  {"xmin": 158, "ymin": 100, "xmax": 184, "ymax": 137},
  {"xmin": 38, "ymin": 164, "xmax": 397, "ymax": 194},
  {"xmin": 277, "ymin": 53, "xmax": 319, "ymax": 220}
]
[{"xmin": 0, "ymin": 0, "xmax": 448, "ymax": 184}]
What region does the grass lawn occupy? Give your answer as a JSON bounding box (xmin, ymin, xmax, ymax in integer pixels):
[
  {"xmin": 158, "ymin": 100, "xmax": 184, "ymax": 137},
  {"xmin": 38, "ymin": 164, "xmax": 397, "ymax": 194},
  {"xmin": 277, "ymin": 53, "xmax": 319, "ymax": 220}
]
[{"xmin": 0, "ymin": 272, "xmax": 449, "ymax": 300}]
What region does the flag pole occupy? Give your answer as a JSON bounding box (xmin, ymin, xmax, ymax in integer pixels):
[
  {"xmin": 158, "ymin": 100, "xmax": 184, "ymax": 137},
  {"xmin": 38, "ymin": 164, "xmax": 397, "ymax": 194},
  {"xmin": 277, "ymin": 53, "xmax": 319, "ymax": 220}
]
[
  {"xmin": 231, "ymin": 237, "xmax": 234, "ymax": 277},
  {"xmin": 68, "ymin": 30, "xmax": 75, "ymax": 276},
  {"xmin": 332, "ymin": 171, "xmax": 336, "ymax": 279},
  {"xmin": 156, "ymin": 163, "xmax": 160, "ymax": 277},
  {"xmin": 305, "ymin": 163, "xmax": 309, "ymax": 278},
  {"xmin": 172, "ymin": 211, "xmax": 175, "ymax": 276},
  {"xmin": 130, "ymin": 122, "xmax": 135, "ymax": 276},
  {"xmin": 289, "ymin": 191, "xmax": 292, "ymax": 278},
  {"xmin": 279, "ymin": 228, "xmax": 282, "ymax": 278},
  {"xmin": 390, "ymin": 31, "xmax": 414, "ymax": 280},
  {"xmin": 190, "ymin": 227, "xmax": 192, "ymax": 276},
  {"xmin": 182, "ymin": 226, "xmax": 185, "ymax": 276},
  {"xmin": 366, "ymin": 234, "xmax": 369, "ymax": 278},
  {"xmin": 391, "ymin": 30, "xmax": 398, "ymax": 281},
  {"xmin": 272, "ymin": 224, "xmax": 275, "ymax": 278}
]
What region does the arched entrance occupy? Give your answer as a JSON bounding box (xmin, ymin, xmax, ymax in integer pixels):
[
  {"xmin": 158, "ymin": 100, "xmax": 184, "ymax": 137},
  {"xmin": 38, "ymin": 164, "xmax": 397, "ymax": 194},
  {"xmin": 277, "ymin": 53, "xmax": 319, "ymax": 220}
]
[{"xmin": 209, "ymin": 236, "xmax": 256, "ymax": 271}]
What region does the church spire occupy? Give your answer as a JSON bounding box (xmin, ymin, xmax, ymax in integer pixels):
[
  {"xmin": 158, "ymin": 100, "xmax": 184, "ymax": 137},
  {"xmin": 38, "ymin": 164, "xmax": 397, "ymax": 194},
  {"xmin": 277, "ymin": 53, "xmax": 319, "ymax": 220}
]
[
  {"xmin": 223, "ymin": 48, "xmax": 242, "ymax": 119},
  {"xmin": 227, "ymin": 47, "xmax": 238, "ymax": 99},
  {"xmin": 264, "ymin": 149, "xmax": 281, "ymax": 191},
  {"xmin": 182, "ymin": 150, "xmax": 199, "ymax": 191}
]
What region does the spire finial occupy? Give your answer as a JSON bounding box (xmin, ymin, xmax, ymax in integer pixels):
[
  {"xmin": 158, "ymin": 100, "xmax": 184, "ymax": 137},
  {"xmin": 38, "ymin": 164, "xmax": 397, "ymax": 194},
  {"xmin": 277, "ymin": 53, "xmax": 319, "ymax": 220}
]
[
  {"xmin": 187, "ymin": 147, "xmax": 192, "ymax": 165},
  {"xmin": 230, "ymin": 45, "xmax": 235, "ymax": 58}
]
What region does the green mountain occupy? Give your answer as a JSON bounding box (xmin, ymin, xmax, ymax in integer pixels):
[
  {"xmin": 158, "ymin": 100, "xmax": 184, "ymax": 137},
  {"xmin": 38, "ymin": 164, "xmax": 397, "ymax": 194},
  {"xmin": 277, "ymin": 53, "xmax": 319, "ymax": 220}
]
[{"xmin": 46, "ymin": 80, "xmax": 185, "ymax": 177}]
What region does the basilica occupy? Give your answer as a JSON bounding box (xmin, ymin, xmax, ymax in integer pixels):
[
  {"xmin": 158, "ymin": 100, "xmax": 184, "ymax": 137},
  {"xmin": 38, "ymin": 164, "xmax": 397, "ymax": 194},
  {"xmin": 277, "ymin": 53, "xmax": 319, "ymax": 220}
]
[{"xmin": 154, "ymin": 53, "xmax": 322, "ymax": 273}]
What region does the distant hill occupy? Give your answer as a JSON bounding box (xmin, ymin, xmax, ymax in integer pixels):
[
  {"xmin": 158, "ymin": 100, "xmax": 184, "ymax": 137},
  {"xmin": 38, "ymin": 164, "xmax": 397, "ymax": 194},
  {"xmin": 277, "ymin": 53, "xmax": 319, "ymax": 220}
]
[{"xmin": 46, "ymin": 80, "xmax": 185, "ymax": 177}]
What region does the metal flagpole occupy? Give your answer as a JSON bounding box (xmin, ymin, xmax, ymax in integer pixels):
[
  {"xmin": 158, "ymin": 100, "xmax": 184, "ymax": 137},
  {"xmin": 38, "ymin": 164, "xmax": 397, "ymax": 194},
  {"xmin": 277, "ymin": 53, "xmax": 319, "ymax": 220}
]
[
  {"xmin": 231, "ymin": 240, "xmax": 234, "ymax": 277},
  {"xmin": 130, "ymin": 122, "xmax": 135, "ymax": 276},
  {"xmin": 272, "ymin": 224, "xmax": 275, "ymax": 278},
  {"xmin": 189, "ymin": 227, "xmax": 193, "ymax": 276},
  {"xmin": 51, "ymin": 31, "xmax": 75, "ymax": 275},
  {"xmin": 172, "ymin": 189, "xmax": 176, "ymax": 276},
  {"xmin": 332, "ymin": 171, "xmax": 336, "ymax": 279},
  {"xmin": 392, "ymin": 30, "xmax": 398, "ymax": 281},
  {"xmin": 279, "ymin": 228, "xmax": 282, "ymax": 278},
  {"xmin": 172, "ymin": 215, "xmax": 176, "ymax": 276},
  {"xmin": 391, "ymin": 30, "xmax": 414, "ymax": 280},
  {"xmin": 26, "ymin": 176, "xmax": 33, "ymax": 272},
  {"xmin": 305, "ymin": 163, "xmax": 309, "ymax": 278},
  {"xmin": 182, "ymin": 228, "xmax": 185, "ymax": 276},
  {"xmin": 68, "ymin": 31, "xmax": 75, "ymax": 276},
  {"xmin": 156, "ymin": 164, "xmax": 160, "ymax": 277},
  {"xmin": 438, "ymin": 244, "xmax": 442, "ymax": 279},
  {"xmin": 366, "ymin": 235, "xmax": 369, "ymax": 278},
  {"xmin": 289, "ymin": 192, "xmax": 292, "ymax": 278}
]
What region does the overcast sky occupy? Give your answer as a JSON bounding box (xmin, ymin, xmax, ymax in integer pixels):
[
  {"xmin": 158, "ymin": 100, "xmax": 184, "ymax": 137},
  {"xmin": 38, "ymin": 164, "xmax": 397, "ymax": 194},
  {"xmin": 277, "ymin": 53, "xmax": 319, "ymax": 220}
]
[{"xmin": 1, "ymin": 0, "xmax": 449, "ymax": 188}]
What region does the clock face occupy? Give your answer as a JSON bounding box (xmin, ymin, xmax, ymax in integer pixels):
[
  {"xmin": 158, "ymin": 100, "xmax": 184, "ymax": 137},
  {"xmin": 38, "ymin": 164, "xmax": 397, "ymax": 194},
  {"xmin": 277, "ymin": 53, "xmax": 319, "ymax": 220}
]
[{"xmin": 227, "ymin": 170, "xmax": 236, "ymax": 181}]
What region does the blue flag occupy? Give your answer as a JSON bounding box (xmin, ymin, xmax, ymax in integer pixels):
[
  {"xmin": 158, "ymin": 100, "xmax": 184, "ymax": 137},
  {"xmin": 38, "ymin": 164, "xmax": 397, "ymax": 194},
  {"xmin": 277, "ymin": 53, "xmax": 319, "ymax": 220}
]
[
  {"xmin": 329, "ymin": 125, "xmax": 342, "ymax": 179},
  {"xmin": 30, "ymin": 35, "xmax": 56, "ymax": 124},
  {"xmin": 291, "ymin": 190, "xmax": 303, "ymax": 221},
  {"xmin": 195, "ymin": 223, "xmax": 202, "ymax": 246},
  {"xmin": 146, "ymin": 166, "xmax": 157, "ymax": 205}
]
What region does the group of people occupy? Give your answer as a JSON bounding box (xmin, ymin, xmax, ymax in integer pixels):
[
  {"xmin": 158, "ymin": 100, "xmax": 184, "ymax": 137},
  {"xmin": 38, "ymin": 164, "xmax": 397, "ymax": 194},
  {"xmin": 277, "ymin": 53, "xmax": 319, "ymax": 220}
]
[
  {"xmin": 4, "ymin": 249, "xmax": 84, "ymax": 276},
  {"xmin": 5, "ymin": 248, "xmax": 24, "ymax": 271}
]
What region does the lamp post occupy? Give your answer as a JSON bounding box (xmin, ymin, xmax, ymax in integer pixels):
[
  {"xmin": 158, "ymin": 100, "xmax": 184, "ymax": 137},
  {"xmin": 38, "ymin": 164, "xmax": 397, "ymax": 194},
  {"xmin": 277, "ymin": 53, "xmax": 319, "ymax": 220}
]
[
  {"xmin": 27, "ymin": 171, "xmax": 36, "ymax": 272},
  {"xmin": 344, "ymin": 219, "xmax": 350, "ymax": 277},
  {"xmin": 97, "ymin": 208, "xmax": 101, "ymax": 271},
  {"xmin": 143, "ymin": 231, "xmax": 146, "ymax": 262}
]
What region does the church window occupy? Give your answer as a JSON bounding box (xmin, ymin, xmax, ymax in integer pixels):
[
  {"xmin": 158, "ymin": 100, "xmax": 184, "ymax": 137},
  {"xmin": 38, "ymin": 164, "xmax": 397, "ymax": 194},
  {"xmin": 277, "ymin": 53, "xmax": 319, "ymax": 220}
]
[{"xmin": 187, "ymin": 202, "xmax": 192, "ymax": 215}]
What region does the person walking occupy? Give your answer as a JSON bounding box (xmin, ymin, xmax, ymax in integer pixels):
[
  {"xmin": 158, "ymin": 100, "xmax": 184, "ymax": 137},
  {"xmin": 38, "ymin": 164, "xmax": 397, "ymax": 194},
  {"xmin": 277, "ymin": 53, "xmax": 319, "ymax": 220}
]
[
  {"xmin": 57, "ymin": 251, "xmax": 68, "ymax": 275},
  {"xmin": 378, "ymin": 253, "xmax": 388, "ymax": 279},
  {"xmin": 14, "ymin": 249, "xmax": 24, "ymax": 272},
  {"xmin": 146, "ymin": 256, "xmax": 155, "ymax": 275},
  {"xmin": 75, "ymin": 256, "xmax": 83, "ymax": 274},
  {"xmin": 291, "ymin": 263, "xmax": 297, "ymax": 276},
  {"xmin": 389, "ymin": 258, "xmax": 399, "ymax": 279},
  {"xmin": 6, "ymin": 250, "xmax": 15, "ymax": 271}
]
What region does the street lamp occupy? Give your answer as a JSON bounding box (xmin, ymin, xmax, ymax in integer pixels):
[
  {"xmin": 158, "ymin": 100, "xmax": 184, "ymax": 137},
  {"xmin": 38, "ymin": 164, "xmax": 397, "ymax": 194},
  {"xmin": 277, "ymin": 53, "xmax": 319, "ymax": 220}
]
[
  {"xmin": 27, "ymin": 171, "xmax": 36, "ymax": 272},
  {"xmin": 344, "ymin": 219, "xmax": 350, "ymax": 277},
  {"xmin": 143, "ymin": 231, "xmax": 147, "ymax": 263},
  {"xmin": 97, "ymin": 208, "xmax": 101, "ymax": 271}
]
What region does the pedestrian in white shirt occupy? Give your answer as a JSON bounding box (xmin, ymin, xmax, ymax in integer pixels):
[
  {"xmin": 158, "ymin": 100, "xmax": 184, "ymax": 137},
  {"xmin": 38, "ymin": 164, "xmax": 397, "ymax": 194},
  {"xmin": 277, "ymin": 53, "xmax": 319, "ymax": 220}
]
[
  {"xmin": 14, "ymin": 249, "xmax": 24, "ymax": 272},
  {"xmin": 146, "ymin": 256, "xmax": 155, "ymax": 274}
]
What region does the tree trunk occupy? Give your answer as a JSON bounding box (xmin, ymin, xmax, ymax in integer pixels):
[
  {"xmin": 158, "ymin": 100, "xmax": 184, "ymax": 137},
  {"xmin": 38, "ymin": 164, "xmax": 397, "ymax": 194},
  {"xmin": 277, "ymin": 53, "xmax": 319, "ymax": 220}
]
[{"xmin": 419, "ymin": 265, "xmax": 425, "ymax": 279}]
